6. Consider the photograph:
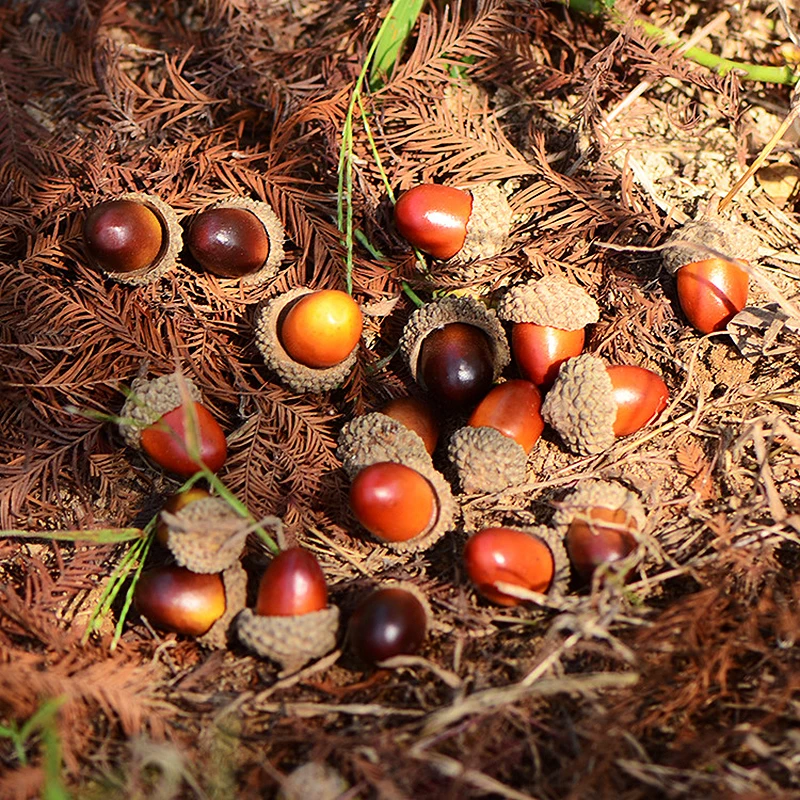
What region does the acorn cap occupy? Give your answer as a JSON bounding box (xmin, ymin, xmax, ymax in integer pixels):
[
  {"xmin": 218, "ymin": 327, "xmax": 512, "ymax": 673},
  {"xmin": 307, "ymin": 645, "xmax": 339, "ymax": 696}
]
[
  {"xmin": 277, "ymin": 762, "xmax": 349, "ymax": 800},
  {"xmin": 160, "ymin": 497, "xmax": 249, "ymax": 574},
  {"xmin": 662, "ymin": 215, "xmax": 760, "ymax": 276},
  {"xmin": 193, "ymin": 195, "xmax": 285, "ymax": 287},
  {"xmin": 450, "ymin": 181, "xmax": 513, "ymax": 264},
  {"xmin": 254, "ymin": 287, "xmax": 359, "ymax": 394},
  {"xmin": 551, "ymin": 479, "xmax": 646, "ymax": 537},
  {"xmin": 236, "ymin": 605, "xmax": 340, "ymax": 673},
  {"xmin": 88, "ymin": 192, "xmax": 183, "ymax": 286},
  {"xmin": 497, "ymin": 275, "xmax": 600, "ymax": 330},
  {"xmin": 448, "ymin": 426, "xmax": 528, "ymax": 494},
  {"xmin": 337, "ymin": 414, "xmax": 458, "ymax": 553},
  {"xmin": 197, "ymin": 561, "xmax": 248, "ymax": 650},
  {"xmin": 337, "ymin": 412, "xmax": 432, "ymax": 478},
  {"xmin": 541, "ymin": 354, "xmax": 616, "ymax": 455},
  {"xmin": 118, "ymin": 372, "xmax": 202, "ymax": 450},
  {"xmin": 399, "ymin": 295, "xmax": 510, "ymax": 384}
]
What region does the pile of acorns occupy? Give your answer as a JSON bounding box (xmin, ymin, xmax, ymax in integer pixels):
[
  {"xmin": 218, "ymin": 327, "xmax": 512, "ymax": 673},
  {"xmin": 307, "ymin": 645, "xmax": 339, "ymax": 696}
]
[{"xmin": 90, "ymin": 180, "xmax": 758, "ymax": 673}]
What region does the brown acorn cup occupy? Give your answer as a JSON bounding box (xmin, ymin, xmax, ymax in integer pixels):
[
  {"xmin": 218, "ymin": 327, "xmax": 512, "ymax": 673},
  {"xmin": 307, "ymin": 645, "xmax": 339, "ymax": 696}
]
[
  {"xmin": 253, "ymin": 287, "xmax": 359, "ymax": 394},
  {"xmin": 84, "ymin": 192, "xmax": 183, "ymax": 286},
  {"xmin": 189, "ymin": 195, "xmax": 285, "ymax": 286},
  {"xmin": 337, "ymin": 413, "xmax": 458, "ymax": 553},
  {"xmin": 497, "ymin": 274, "xmax": 600, "ymax": 331},
  {"xmin": 198, "ymin": 561, "xmax": 248, "ymax": 650},
  {"xmin": 447, "ymin": 426, "xmax": 528, "ymax": 494}
]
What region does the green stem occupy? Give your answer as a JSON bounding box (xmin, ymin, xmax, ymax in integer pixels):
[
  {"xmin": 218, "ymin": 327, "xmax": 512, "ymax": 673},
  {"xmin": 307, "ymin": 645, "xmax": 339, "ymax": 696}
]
[{"xmin": 565, "ymin": 0, "xmax": 798, "ymax": 84}]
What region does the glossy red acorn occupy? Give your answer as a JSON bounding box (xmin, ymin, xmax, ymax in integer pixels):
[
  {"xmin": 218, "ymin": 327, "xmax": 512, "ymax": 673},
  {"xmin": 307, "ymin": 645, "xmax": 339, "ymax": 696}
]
[
  {"xmin": 565, "ymin": 507, "xmax": 638, "ymax": 582},
  {"xmin": 255, "ymin": 547, "xmax": 328, "ymax": 617},
  {"xmin": 140, "ymin": 402, "xmax": 227, "ymax": 477},
  {"xmin": 676, "ymin": 257, "xmax": 749, "ymax": 334},
  {"xmin": 394, "ymin": 184, "xmax": 473, "ymax": 260},
  {"xmin": 606, "ymin": 365, "xmax": 669, "ymax": 437},
  {"xmin": 468, "ymin": 379, "xmax": 544, "ymax": 453},
  {"xmin": 380, "ymin": 396, "xmax": 439, "ymax": 455},
  {"xmin": 512, "ymin": 323, "xmax": 585, "ymax": 388}
]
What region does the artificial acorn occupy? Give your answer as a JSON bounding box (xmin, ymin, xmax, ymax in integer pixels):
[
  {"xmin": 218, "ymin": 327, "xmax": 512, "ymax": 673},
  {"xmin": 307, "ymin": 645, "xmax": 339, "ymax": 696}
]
[
  {"xmin": 118, "ymin": 372, "xmax": 227, "ymax": 477},
  {"xmin": 254, "ymin": 287, "xmax": 362, "ymax": 393},
  {"xmin": 541, "ymin": 354, "xmax": 668, "ymax": 455},
  {"xmin": 236, "ymin": 547, "xmax": 339, "ymax": 673},
  {"xmin": 497, "ymin": 275, "xmax": 600, "ymax": 387},
  {"xmin": 347, "ymin": 583, "xmax": 431, "ymax": 666},
  {"xmin": 83, "ymin": 193, "xmax": 182, "ymax": 285},
  {"xmin": 186, "ymin": 196, "xmax": 285, "ymax": 284}
]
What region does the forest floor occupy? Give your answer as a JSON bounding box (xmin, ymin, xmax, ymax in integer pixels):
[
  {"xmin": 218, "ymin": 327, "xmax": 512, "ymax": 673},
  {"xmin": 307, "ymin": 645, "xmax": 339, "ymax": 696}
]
[{"xmin": 2, "ymin": 0, "xmax": 800, "ymax": 798}]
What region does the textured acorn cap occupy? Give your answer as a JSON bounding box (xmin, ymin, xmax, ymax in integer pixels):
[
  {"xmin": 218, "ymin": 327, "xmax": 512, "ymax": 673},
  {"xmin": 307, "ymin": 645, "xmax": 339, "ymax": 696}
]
[
  {"xmin": 541, "ymin": 354, "xmax": 616, "ymax": 455},
  {"xmin": 497, "ymin": 275, "xmax": 600, "ymax": 330},
  {"xmin": 277, "ymin": 762, "xmax": 349, "ymax": 800},
  {"xmin": 337, "ymin": 412, "xmax": 432, "ymax": 478},
  {"xmin": 86, "ymin": 192, "xmax": 183, "ymax": 286},
  {"xmin": 448, "ymin": 426, "xmax": 528, "ymax": 494},
  {"xmin": 337, "ymin": 414, "xmax": 458, "ymax": 553},
  {"xmin": 197, "ymin": 561, "xmax": 248, "ymax": 650},
  {"xmin": 450, "ymin": 181, "xmax": 513, "ymax": 264},
  {"xmin": 662, "ymin": 216, "xmax": 760, "ymax": 276},
  {"xmin": 254, "ymin": 287, "xmax": 359, "ymax": 394},
  {"xmin": 160, "ymin": 497, "xmax": 249, "ymax": 574},
  {"xmin": 551, "ymin": 479, "xmax": 646, "ymax": 538},
  {"xmin": 118, "ymin": 371, "xmax": 202, "ymax": 450},
  {"xmin": 236, "ymin": 605, "xmax": 340, "ymax": 673},
  {"xmin": 399, "ymin": 295, "xmax": 510, "ymax": 384},
  {"xmin": 193, "ymin": 195, "xmax": 285, "ymax": 287}
]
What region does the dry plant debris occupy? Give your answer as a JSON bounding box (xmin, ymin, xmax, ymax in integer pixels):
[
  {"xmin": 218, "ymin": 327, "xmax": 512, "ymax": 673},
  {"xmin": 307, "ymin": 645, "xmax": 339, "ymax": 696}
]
[{"xmin": 2, "ymin": 0, "xmax": 800, "ymax": 798}]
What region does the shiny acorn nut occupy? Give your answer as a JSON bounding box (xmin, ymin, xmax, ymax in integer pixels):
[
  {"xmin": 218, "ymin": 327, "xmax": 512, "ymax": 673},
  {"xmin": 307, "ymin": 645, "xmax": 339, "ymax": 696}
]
[
  {"xmin": 348, "ymin": 586, "xmax": 430, "ymax": 666},
  {"xmin": 463, "ymin": 527, "xmax": 555, "ymax": 606},
  {"xmin": 512, "ymin": 324, "xmax": 585, "ymax": 387},
  {"xmin": 675, "ymin": 258, "xmax": 749, "ymax": 334},
  {"xmin": 606, "ymin": 365, "xmax": 669, "ymax": 437},
  {"xmin": 468, "ymin": 379, "xmax": 544, "ymax": 454},
  {"xmin": 134, "ymin": 565, "xmax": 226, "ymax": 636},
  {"xmin": 188, "ymin": 207, "xmax": 268, "ymax": 277},
  {"xmin": 350, "ymin": 462, "xmax": 438, "ymax": 544},
  {"xmin": 418, "ymin": 322, "xmax": 495, "ymax": 408},
  {"xmin": 379, "ymin": 396, "xmax": 439, "ymax": 455},
  {"xmin": 255, "ymin": 547, "xmax": 328, "ymax": 617},
  {"xmin": 394, "ymin": 184, "xmax": 473, "ymax": 260},
  {"xmin": 279, "ymin": 289, "xmax": 363, "ymax": 368},
  {"xmin": 156, "ymin": 487, "xmax": 212, "ymax": 545}
]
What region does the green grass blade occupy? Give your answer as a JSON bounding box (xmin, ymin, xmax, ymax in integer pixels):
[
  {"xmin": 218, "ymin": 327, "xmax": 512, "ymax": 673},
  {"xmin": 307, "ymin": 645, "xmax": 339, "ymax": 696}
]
[
  {"xmin": 368, "ymin": 0, "xmax": 425, "ymax": 90},
  {"xmin": 0, "ymin": 528, "xmax": 143, "ymax": 543}
]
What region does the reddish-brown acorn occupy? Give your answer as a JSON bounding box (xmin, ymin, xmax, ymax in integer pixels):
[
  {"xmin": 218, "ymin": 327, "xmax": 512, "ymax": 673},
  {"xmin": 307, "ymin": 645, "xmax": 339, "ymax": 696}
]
[
  {"xmin": 394, "ymin": 185, "xmax": 473, "ymax": 260},
  {"xmin": 134, "ymin": 565, "xmax": 226, "ymax": 636},
  {"xmin": 418, "ymin": 322, "xmax": 494, "ymax": 408},
  {"xmin": 676, "ymin": 257, "xmax": 749, "ymax": 334},
  {"xmin": 380, "ymin": 396, "xmax": 440, "ymax": 455},
  {"xmin": 463, "ymin": 527, "xmax": 555, "ymax": 606},
  {"xmin": 512, "ymin": 323, "xmax": 585, "ymax": 388},
  {"xmin": 156, "ymin": 486, "xmax": 212, "ymax": 545},
  {"xmin": 187, "ymin": 207, "xmax": 269, "ymax": 278},
  {"xmin": 255, "ymin": 548, "xmax": 328, "ymax": 617},
  {"xmin": 279, "ymin": 289, "xmax": 363, "ymax": 368},
  {"xmin": 140, "ymin": 402, "xmax": 227, "ymax": 477},
  {"xmin": 350, "ymin": 462, "xmax": 438, "ymax": 543},
  {"xmin": 468, "ymin": 379, "xmax": 544, "ymax": 454},
  {"xmin": 84, "ymin": 199, "xmax": 164, "ymax": 273},
  {"xmin": 348, "ymin": 587, "xmax": 428, "ymax": 665},
  {"xmin": 606, "ymin": 365, "xmax": 669, "ymax": 437},
  {"xmin": 565, "ymin": 507, "xmax": 638, "ymax": 582}
]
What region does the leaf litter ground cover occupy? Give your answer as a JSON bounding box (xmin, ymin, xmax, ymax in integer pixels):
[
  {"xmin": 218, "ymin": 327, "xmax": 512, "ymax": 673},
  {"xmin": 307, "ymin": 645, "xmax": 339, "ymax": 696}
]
[{"xmin": 2, "ymin": 0, "xmax": 800, "ymax": 797}]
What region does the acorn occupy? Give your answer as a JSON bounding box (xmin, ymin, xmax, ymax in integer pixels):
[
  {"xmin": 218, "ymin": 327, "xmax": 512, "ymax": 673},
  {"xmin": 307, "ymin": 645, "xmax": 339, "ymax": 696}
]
[
  {"xmin": 497, "ymin": 275, "xmax": 600, "ymax": 387},
  {"xmin": 541, "ymin": 354, "xmax": 668, "ymax": 455},
  {"xmin": 236, "ymin": 548, "xmax": 339, "ymax": 673},
  {"xmin": 663, "ymin": 215, "xmax": 760, "ymax": 334},
  {"xmin": 156, "ymin": 487, "xmax": 211, "ymax": 545},
  {"xmin": 394, "ymin": 182, "xmax": 513, "ymax": 270},
  {"xmin": 118, "ymin": 372, "xmax": 227, "ymax": 477},
  {"xmin": 463, "ymin": 524, "xmax": 569, "ymax": 606},
  {"xmin": 551, "ymin": 480, "xmax": 645, "ymax": 583},
  {"xmin": 337, "ymin": 413, "xmax": 458, "ymax": 552},
  {"xmin": 379, "ymin": 396, "xmax": 439, "ymax": 456},
  {"xmin": 186, "ymin": 196, "xmax": 285, "ymax": 285},
  {"xmin": 347, "ymin": 582, "xmax": 431, "ymax": 667},
  {"xmin": 254, "ymin": 287, "xmax": 361, "ymax": 393},
  {"xmin": 133, "ymin": 561, "xmax": 246, "ymax": 649},
  {"xmin": 400, "ymin": 295, "xmax": 510, "ymax": 410},
  {"xmin": 159, "ymin": 496, "xmax": 248, "ymax": 574},
  {"xmin": 83, "ymin": 193, "xmax": 182, "ymax": 285}
]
